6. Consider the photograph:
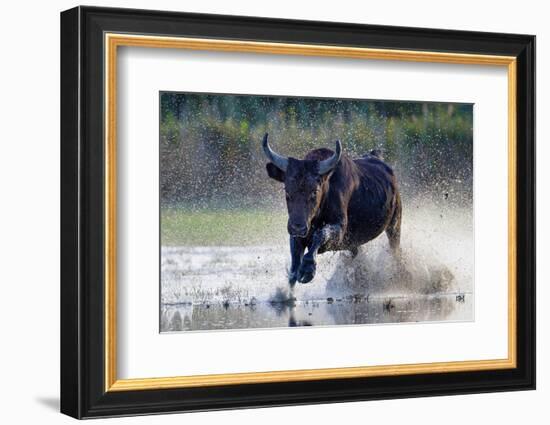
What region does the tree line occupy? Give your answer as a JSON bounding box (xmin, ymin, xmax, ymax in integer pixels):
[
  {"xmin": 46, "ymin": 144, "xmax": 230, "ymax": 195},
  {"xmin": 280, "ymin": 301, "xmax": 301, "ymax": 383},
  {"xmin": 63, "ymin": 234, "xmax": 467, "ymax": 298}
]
[{"xmin": 160, "ymin": 92, "xmax": 473, "ymax": 209}]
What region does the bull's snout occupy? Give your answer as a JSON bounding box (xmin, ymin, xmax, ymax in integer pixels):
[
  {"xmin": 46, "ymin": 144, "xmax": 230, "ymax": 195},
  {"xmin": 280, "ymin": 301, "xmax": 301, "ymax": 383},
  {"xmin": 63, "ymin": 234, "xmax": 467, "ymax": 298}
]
[{"xmin": 287, "ymin": 222, "xmax": 308, "ymax": 238}]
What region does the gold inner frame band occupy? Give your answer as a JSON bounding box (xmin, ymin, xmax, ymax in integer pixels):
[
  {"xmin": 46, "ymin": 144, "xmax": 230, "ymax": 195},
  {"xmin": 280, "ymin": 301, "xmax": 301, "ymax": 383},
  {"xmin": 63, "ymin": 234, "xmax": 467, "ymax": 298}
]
[{"xmin": 104, "ymin": 33, "xmax": 517, "ymax": 392}]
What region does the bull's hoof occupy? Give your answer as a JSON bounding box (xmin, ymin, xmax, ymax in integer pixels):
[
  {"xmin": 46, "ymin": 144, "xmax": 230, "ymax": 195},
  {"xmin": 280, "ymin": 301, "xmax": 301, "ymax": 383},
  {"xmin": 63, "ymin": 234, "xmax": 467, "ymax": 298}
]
[
  {"xmin": 298, "ymin": 271, "xmax": 315, "ymax": 284},
  {"xmin": 298, "ymin": 257, "xmax": 316, "ymax": 284}
]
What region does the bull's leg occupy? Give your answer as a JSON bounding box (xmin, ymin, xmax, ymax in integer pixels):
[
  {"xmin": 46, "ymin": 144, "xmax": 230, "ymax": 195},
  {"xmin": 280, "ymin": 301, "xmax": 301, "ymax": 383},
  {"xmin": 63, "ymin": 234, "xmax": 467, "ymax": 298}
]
[
  {"xmin": 385, "ymin": 195, "xmax": 411, "ymax": 281},
  {"xmin": 289, "ymin": 236, "xmax": 306, "ymax": 286},
  {"xmin": 386, "ymin": 193, "xmax": 402, "ymax": 257},
  {"xmin": 298, "ymin": 224, "xmax": 343, "ymax": 284}
]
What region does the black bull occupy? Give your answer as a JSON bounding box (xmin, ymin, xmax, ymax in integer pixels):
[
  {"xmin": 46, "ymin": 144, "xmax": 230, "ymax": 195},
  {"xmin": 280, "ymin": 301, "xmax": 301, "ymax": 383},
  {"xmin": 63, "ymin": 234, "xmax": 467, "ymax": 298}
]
[{"xmin": 262, "ymin": 133, "xmax": 402, "ymax": 285}]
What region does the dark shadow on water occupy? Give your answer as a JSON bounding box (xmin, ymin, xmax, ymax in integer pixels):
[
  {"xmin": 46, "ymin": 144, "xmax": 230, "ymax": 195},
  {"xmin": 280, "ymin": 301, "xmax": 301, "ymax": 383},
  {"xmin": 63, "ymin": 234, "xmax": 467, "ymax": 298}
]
[
  {"xmin": 35, "ymin": 396, "xmax": 59, "ymax": 411},
  {"xmin": 270, "ymin": 301, "xmax": 313, "ymax": 327}
]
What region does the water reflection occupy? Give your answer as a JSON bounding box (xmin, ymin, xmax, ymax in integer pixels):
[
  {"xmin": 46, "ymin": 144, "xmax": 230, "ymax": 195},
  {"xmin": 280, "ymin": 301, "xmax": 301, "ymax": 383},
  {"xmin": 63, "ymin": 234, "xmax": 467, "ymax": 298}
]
[{"xmin": 161, "ymin": 293, "xmax": 472, "ymax": 332}]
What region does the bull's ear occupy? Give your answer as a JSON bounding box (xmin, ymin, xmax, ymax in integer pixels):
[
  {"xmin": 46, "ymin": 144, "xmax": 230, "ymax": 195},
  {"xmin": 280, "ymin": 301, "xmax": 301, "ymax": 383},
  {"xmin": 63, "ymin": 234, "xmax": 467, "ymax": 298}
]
[{"xmin": 266, "ymin": 163, "xmax": 285, "ymax": 182}]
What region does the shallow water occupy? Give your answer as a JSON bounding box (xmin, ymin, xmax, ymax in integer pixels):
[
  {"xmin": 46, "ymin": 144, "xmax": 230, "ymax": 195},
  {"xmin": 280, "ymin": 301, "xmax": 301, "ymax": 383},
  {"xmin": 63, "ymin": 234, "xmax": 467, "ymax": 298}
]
[
  {"xmin": 161, "ymin": 244, "xmax": 472, "ymax": 331},
  {"xmin": 161, "ymin": 294, "xmax": 472, "ymax": 332}
]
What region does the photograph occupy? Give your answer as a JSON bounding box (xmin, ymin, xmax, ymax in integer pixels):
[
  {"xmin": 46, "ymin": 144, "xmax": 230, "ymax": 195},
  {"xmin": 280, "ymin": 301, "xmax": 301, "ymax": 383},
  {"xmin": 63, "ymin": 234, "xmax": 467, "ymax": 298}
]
[{"xmin": 159, "ymin": 92, "xmax": 474, "ymax": 332}]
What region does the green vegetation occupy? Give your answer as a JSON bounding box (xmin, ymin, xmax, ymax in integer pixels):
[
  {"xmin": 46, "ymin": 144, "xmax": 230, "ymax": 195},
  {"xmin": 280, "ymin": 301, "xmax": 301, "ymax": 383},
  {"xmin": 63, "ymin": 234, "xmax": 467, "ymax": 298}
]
[
  {"xmin": 161, "ymin": 208, "xmax": 287, "ymax": 246},
  {"xmin": 160, "ymin": 93, "xmax": 473, "ymax": 207}
]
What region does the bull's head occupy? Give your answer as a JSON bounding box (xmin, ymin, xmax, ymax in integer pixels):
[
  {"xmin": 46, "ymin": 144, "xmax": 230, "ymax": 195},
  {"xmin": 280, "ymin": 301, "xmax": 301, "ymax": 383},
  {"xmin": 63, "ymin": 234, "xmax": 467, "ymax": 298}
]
[{"xmin": 262, "ymin": 133, "xmax": 342, "ymax": 238}]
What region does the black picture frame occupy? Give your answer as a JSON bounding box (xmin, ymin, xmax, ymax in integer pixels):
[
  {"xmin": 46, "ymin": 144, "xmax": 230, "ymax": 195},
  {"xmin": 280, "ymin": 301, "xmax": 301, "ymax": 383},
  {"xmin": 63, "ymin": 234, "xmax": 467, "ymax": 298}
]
[{"xmin": 61, "ymin": 5, "xmax": 535, "ymax": 419}]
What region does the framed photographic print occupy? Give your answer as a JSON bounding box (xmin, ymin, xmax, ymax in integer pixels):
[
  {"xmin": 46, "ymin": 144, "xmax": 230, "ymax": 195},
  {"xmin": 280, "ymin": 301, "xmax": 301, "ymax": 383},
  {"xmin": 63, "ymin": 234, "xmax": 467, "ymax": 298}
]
[{"xmin": 60, "ymin": 6, "xmax": 535, "ymax": 419}]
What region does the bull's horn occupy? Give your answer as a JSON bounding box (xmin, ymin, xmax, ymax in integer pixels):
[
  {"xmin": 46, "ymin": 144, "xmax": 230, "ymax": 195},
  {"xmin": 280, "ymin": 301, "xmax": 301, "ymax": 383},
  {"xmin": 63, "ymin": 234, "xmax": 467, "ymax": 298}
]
[
  {"xmin": 262, "ymin": 133, "xmax": 288, "ymax": 172},
  {"xmin": 318, "ymin": 140, "xmax": 342, "ymax": 175}
]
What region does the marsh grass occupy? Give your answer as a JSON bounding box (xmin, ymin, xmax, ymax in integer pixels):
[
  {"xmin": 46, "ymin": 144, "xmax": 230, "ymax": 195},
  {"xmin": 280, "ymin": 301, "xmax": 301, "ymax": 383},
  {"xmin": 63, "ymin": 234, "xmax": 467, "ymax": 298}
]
[{"xmin": 161, "ymin": 208, "xmax": 287, "ymax": 246}]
